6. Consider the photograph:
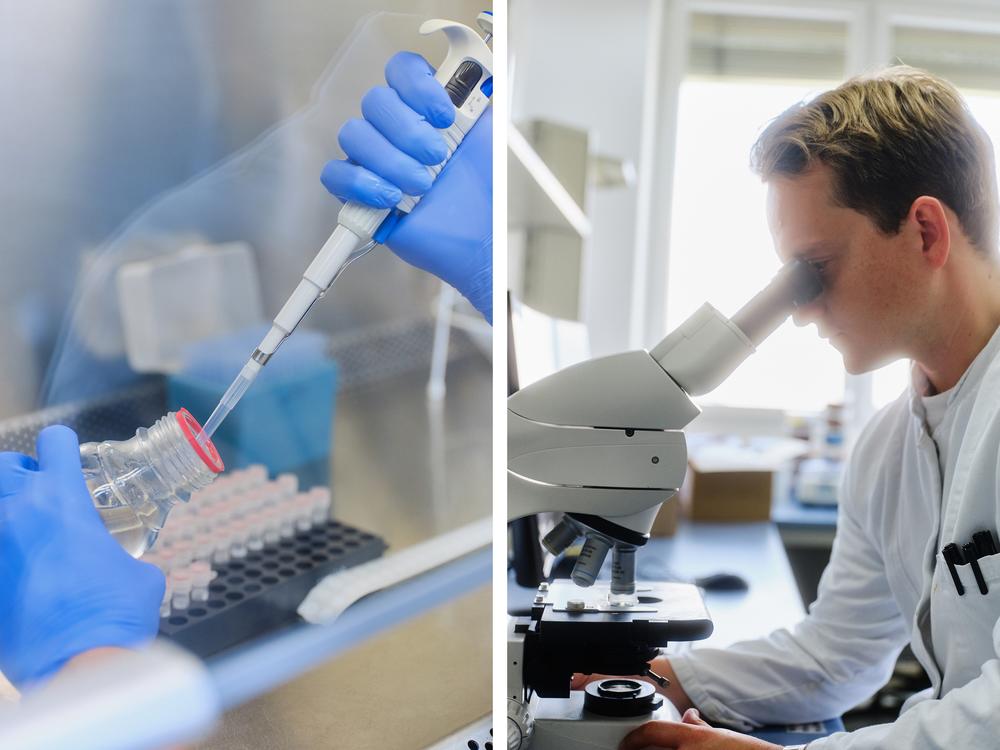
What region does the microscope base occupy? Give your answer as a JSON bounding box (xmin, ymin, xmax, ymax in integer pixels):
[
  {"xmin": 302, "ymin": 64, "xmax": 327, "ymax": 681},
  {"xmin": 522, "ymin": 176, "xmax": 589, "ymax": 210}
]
[{"xmin": 531, "ymin": 690, "xmax": 681, "ymax": 750}]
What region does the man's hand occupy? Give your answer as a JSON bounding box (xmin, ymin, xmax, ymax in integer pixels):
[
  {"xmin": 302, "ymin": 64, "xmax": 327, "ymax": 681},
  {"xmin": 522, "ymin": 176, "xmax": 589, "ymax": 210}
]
[
  {"xmin": 572, "ymin": 656, "xmax": 695, "ymax": 713},
  {"xmin": 0, "ymin": 426, "xmax": 164, "ymax": 688},
  {"xmin": 322, "ymin": 51, "xmax": 492, "ymax": 322},
  {"xmin": 620, "ymin": 709, "xmax": 783, "ymax": 750}
]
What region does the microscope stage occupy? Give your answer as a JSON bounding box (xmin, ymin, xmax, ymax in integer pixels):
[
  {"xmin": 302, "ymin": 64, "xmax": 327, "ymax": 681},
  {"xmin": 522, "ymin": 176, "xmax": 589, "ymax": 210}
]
[
  {"xmin": 513, "ymin": 579, "xmax": 713, "ymax": 699},
  {"xmin": 530, "ymin": 580, "xmax": 713, "ymax": 642}
]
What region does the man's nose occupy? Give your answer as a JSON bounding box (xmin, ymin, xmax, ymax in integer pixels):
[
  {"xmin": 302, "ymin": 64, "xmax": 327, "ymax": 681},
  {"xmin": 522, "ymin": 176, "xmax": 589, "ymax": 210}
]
[{"xmin": 791, "ymin": 298, "xmax": 822, "ymax": 328}]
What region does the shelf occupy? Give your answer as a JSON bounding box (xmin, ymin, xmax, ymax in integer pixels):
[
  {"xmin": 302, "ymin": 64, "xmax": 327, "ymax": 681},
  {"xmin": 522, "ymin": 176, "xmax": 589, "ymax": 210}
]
[{"xmin": 507, "ymin": 124, "xmax": 592, "ymax": 237}]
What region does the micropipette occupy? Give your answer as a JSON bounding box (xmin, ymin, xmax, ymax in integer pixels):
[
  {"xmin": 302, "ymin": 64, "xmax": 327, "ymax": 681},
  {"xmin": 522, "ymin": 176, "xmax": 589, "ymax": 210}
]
[{"xmin": 202, "ymin": 16, "xmax": 493, "ymax": 438}]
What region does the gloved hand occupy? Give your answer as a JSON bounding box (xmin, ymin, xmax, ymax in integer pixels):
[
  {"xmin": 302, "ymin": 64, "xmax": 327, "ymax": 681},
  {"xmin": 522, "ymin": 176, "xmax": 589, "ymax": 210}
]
[
  {"xmin": 0, "ymin": 426, "xmax": 165, "ymax": 688},
  {"xmin": 321, "ymin": 51, "xmax": 492, "ymax": 323}
]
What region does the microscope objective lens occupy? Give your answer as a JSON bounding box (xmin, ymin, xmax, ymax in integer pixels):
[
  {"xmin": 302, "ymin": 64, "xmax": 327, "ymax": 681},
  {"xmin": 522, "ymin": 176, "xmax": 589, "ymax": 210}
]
[
  {"xmin": 571, "ymin": 533, "xmax": 612, "ymax": 588},
  {"xmin": 541, "ymin": 516, "xmax": 580, "ymax": 556},
  {"xmin": 610, "ymin": 545, "xmax": 637, "ymax": 596}
]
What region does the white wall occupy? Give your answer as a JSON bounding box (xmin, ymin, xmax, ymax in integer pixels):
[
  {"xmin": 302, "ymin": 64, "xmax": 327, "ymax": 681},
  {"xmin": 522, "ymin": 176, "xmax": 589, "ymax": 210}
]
[{"xmin": 510, "ymin": 0, "xmax": 655, "ymax": 356}]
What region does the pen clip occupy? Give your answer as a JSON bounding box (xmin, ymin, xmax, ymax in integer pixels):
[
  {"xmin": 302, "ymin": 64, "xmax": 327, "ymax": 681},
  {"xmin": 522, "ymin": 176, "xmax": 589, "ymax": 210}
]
[
  {"xmin": 963, "ymin": 541, "xmax": 989, "ymax": 595},
  {"xmin": 973, "ymin": 529, "xmax": 998, "ymax": 558},
  {"xmin": 942, "ymin": 542, "xmax": 965, "ymax": 596}
]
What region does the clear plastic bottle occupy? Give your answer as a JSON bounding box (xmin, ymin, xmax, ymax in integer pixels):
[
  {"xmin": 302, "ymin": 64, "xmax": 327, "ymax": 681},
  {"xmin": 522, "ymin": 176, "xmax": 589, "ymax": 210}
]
[{"xmin": 80, "ymin": 408, "xmax": 224, "ymax": 558}]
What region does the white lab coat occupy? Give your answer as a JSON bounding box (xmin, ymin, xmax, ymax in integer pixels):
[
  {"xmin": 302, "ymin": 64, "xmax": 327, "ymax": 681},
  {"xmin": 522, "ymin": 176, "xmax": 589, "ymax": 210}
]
[{"xmin": 670, "ymin": 324, "xmax": 1000, "ymax": 748}]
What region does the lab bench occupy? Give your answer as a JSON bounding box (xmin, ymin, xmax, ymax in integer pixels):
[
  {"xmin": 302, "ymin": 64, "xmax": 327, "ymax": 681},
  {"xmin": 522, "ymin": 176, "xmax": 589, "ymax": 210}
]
[{"xmin": 639, "ymin": 521, "xmax": 806, "ymax": 647}]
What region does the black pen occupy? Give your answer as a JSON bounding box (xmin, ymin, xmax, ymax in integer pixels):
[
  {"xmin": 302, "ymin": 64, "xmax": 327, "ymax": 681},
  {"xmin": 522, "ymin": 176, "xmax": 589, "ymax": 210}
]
[
  {"xmin": 964, "ymin": 541, "xmax": 989, "ymax": 595},
  {"xmin": 943, "ymin": 543, "xmax": 965, "ymax": 596},
  {"xmin": 974, "ymin": 530, "xmax": 998, "ymax": 557}
]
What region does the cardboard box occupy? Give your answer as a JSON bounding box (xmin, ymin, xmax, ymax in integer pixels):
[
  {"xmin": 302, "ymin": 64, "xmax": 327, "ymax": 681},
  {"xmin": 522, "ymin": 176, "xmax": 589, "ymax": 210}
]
[
  {"xmin": 649, "ymin": 496, "xmax": 681, "ymax": 536},
  {"xmin": 680, "ymin": 460, "xmax": 773, "ymax": 522},
  {"xmin": 675, "ymin": 437, "xmax": 808, "ymax": 523}
]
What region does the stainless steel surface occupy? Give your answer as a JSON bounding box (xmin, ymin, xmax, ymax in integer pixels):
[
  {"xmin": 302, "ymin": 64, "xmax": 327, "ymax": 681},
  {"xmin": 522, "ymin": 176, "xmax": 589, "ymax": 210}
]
[{"xmin": 195, "ymin": 353, "xmax": 491, "ymax": 750}]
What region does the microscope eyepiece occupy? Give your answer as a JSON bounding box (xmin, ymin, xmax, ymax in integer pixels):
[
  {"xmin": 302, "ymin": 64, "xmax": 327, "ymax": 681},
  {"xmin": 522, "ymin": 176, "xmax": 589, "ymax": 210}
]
[{"xmin": 730, "ymin": 258, "xmax": 824, "ymax": 347}]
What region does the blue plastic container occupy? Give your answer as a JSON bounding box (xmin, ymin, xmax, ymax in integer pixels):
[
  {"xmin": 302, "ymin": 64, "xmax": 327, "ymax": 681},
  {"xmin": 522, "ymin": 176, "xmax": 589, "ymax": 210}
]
[{"xmin": 168, "ymin": 326, "xmax": 337, "ymax": 485}]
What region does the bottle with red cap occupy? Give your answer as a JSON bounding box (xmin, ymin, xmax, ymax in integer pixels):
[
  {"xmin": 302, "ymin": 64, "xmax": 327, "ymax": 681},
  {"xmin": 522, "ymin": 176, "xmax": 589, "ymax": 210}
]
[{"xmin": 80, "ymin": 408, "xmax": 224, "ymax": 558}]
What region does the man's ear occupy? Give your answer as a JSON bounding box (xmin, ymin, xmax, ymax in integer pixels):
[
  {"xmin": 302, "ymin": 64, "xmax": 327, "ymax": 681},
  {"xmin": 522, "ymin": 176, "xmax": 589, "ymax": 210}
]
[{"xmin": 908, "ymin": 196, "xmax": 950, "ymax": 269}]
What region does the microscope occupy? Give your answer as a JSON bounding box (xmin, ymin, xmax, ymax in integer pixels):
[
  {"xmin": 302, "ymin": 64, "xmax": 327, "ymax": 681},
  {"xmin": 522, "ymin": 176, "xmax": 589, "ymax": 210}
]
[{"xmin": 507, "ymin": 260, "xmax": 823, "ymax": 749}]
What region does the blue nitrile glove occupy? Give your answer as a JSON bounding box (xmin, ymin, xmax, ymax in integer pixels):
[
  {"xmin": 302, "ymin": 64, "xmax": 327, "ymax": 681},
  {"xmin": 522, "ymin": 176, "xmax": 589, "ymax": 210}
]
[
  {"xmin": 0, "ymin": 426, "xmax": 165, "ymax": 688},
  {"xmin": 321, "ymin": 51, "xmax": 493, "ymax": 323}
]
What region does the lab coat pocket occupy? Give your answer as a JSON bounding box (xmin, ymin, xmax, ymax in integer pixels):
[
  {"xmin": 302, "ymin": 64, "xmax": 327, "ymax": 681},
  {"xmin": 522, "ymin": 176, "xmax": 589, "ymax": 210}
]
[{"xmin": 939, "ymin": 551, "xmax": 1000, "ymax": 674}]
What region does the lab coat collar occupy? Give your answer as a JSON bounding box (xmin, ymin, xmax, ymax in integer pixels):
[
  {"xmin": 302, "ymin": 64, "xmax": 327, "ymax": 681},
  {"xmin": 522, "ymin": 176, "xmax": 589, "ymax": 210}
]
[{"xmin": 906, "ymin": 321, "xmax": 1000, "ymax": 424}]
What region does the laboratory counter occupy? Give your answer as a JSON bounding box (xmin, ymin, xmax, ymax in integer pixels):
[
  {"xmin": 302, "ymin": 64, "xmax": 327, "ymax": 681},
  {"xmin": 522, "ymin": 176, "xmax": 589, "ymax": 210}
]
[{"xmin": 196, "ymin": 352, "xmax": 492, "ymax": 750}]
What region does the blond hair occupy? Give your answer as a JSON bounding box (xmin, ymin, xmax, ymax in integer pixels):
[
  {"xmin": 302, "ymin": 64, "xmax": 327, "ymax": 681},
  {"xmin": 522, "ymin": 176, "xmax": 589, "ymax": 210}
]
[{"xmin": 751, "ymin": 66, "xmax": 998, "ymax": 254}]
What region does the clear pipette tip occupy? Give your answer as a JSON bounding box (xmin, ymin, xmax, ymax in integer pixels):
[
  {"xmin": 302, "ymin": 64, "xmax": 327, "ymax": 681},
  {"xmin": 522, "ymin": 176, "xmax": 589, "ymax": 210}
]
[{"xmin": 202, "ymin": 360, "xmax": 262, "ymax": 438}]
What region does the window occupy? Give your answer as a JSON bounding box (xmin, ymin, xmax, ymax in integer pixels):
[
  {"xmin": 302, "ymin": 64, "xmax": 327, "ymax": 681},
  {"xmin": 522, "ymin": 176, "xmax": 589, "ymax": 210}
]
[
  {"xmin": 664, "ymin": 9, "xmax": 1000, "ymax": 417},
  {"xmin": 667, "ymin": 13, "xmax": 849, "ymax": 412}
]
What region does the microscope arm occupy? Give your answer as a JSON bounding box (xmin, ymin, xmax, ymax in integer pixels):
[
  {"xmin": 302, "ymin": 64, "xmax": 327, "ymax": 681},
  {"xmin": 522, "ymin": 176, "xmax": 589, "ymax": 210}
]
[{"xmin": 507, "ymin": 259, "xmax": 822, "ymax": 536}]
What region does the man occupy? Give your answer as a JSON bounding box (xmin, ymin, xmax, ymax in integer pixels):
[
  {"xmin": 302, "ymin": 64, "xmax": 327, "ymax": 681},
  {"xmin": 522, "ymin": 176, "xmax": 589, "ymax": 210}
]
[
  {"xmin": 617, "ymin": 66, "xmax": 1000, "ymax": 749},
  {"xmin": 0, "ymin": 50, "xmax": 490, "ymax": 690}
]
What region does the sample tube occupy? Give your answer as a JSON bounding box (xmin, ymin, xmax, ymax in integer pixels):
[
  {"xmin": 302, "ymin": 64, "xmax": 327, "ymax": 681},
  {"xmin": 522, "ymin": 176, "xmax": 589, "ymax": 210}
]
[
  {"xmin": 247, "ymin": 519, "xmax": 265, "ymax": 552},
  {"xmin": 156, "ymin": 548, "xmax": 178, "ymax": 574},
  {"xmin": 245, "ymin": 464, "xmax": 268, "ymax": 488},
  {"xmin": 309, "ymin": 487, "xmax": 332, "ymax": 525},
  {"xmin": 279, "ymin": 505, "xmax": 296, "ymax": 539},
  {"xmin": 171, "ymin": 569, "xmax": 192, "ymax": 611},
  {"xmin": 160, "ymin": 579, "xmax": 173, "ymax": 618},
  {"xmin": 193, "ymin": 532, "xmax": 215, "ymax": 564},
  {"xmin": 294, "ymin": 494, "xmax": 314, "ymax": 533},
  {"xmin": 263, "ymin": 509, "xmax": 281, "ymax": 545},
  {"xmin": 172, "ymin": 540, "xmax": 194, "ymax": 568},
  {"xmin": 275, "ymin": 473, "xmax": 299, "ymax": 498},
  {"xmin": 189, "ymin": 561, "xmax": 213, "ymax": 602},
  {"xmin": 230, "ymin": 521, "xmax": 249, "ymax": 559},
  {"xmin": 213, "ymin": 531, "xmax": 232, "ymax": 565}
]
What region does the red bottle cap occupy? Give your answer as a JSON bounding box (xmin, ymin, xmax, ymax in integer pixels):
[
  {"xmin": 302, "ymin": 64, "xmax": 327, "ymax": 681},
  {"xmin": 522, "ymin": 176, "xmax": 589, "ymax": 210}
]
[{"xmin": 176, "ymin": 408, "xmax": 225, "ymax": 473}]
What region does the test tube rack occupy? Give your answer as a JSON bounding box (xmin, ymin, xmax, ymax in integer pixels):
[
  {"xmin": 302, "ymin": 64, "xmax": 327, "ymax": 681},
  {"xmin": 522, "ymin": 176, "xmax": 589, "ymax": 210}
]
[
  {"xmin": 147, "ymin": 464, "xmax": 386, "ymax": 657},
  {"xmin": 157, "ymin": 518, "xmax": 385, "ymax": 657}
]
